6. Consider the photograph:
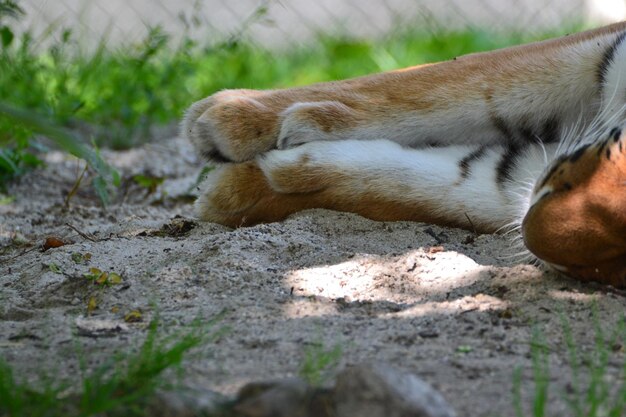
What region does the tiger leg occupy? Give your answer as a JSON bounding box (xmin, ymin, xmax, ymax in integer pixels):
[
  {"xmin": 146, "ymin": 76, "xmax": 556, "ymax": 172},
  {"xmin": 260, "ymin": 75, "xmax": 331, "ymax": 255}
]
[
  {"xmin": 181, "ymin": 88, "xmax": 382, "ymax": 163},
  {"xmin": 195, "ymin": 139, "xmax": 530, "ymax": 233},
  {"xmin": 182, "ymin": 25, "xmax": 626, "ymax": 165}
]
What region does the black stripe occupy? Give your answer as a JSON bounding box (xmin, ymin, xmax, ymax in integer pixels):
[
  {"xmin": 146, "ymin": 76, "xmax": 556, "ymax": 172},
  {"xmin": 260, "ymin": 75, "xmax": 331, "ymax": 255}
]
[
  {"xmin": 540, "ymin": 116, "xmax": 560, "ymax": 144},
  {"xmin": 598, "ymin": 132, "xmax": 613, "ymax": 152},
  {"xmin": 202, "ymin": 148, "xmax": 231, "ymax": 163},
  {"xmin": 491, "ymin": 111, "xmax": 527, "ymax": 185},
  {"xmin": 496, "ymin": 144, "xmax": 522, "ymax": 185},
  {"xmin": 611, "ymin": 127, "xmax": 622, "ymax": 142},
  {"xmin": 513, "ymin": 116, "xmax": 560, "ymax": 144},
  {"xmin": 518, "ymin": 123, "xmax": 536, "ymax": 143},
  {"xmin": 493, "ymin": 113, "xmax": 559, "ymax": 145},
  {"xmin": 458, "ymin": 145, "xmax": 488, "ymax": 179},
  {"xmin": 538, "ymin": 156, "xmax": 566, "ymax": 189},
  {"xmin": 598, "ymin": 31, "xmax": 626, "ymax": 85},
  {"xmin": 424, "ymin": 139, "xmax": 446, "ymax": 148},
  {"xmin": 491, "ymin": 113, "xmax": 515, "ymax": 140},
  {"xmin": 569, "ymin": 143, "xmax": 590, "ymax": 162}
]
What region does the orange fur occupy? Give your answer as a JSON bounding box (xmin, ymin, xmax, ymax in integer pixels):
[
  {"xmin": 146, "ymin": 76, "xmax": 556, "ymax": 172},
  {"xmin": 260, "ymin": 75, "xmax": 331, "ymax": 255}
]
[
  {"xmin": 523, "ymin": 133, "xmax": 626, "ymax": 286},
  {"xmin": 196, "ymin": 161, "xmax": 477, "ymax": 230},
  {"xmin": 184, "ymin": 22, "xmax": 626, "ymax": 162}
]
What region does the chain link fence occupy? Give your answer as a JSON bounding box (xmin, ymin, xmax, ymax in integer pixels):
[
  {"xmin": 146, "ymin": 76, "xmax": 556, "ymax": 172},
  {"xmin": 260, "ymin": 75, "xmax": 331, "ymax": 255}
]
[{"xmin": 15, "ymin": 0, "xmax": 626, "ymax": 50}]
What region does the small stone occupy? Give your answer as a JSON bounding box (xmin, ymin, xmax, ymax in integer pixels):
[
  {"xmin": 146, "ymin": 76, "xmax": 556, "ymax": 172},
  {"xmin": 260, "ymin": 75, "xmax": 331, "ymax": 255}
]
[
  {"xmin": 234, "ymin": 378, "xmax": 313, "ymax": 417},
  {"xmin": 75, "ymin": 317, "xmax": 129, "ymax": 337},
  {"xmin": 418, "ymin": 330, "xmax": 439, "ymax": 338},
  {"xmin": 334, "ymin": 363, "xmax": 456, "ymax": 417},
  {"xmin": 148, "ymin": 387, "xmax": 227, "ymax": 417}
]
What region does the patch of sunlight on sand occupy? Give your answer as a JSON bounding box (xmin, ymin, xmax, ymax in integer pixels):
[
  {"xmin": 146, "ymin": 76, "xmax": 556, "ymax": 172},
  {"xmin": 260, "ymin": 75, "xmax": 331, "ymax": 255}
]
[{"xmin": 281, "ymin": 249, "xmax": 506, "ymax": 318}]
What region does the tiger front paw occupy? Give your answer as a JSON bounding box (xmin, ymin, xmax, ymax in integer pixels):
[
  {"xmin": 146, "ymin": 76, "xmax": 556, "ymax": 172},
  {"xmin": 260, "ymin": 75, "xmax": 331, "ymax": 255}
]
[
  {"xmin": 182, "ymin": 90, "xmax": 281, "ymax": 163},
  {"xmin": 276, "ymin": 101, "xmax": 360, "ymax": 149},
  {"xmin": 183, "ymin": 89, "xmax": 363, "ymax": 162}
]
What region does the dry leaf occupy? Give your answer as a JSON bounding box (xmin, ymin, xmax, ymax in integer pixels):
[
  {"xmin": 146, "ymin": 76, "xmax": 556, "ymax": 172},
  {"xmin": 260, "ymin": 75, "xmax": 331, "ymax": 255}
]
[
  {"xmin": 108, "ymin": 272, "xmax": 122, "ymax": 284},
  {"xmin": 72, "ymin": 252, "xmax": 93, "ymax": 264},
  {"xmin": 427, "ymin": 246, "xmax": 445, "ymax": 254},
  {"xmin": 43, "ymin": 236, "xmax": 66, "ymax": 251},
  {"xmin": 95, "ymin": 272, "xmax": 109, "ymax": 285},
  {"xmin": 124, "ymin": 310, "xmax": 142, "ymax": 323},
  {"xmin": 87, "ymin": 296, "xmax": 97, "ymax": 315}
]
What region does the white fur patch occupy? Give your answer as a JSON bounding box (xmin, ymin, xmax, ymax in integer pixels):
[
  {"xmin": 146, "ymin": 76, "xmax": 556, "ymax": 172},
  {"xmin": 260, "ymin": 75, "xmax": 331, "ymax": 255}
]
[{"xmin": 258, "ymin": 139, "xmax": 537, "ymax": 231}]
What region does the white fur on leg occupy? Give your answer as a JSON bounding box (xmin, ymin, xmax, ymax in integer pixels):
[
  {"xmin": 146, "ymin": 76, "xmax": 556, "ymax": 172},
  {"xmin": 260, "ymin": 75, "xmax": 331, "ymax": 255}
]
[{"xmin": 257, "ymin": 140, "xmax": 547, "ymax": 232}]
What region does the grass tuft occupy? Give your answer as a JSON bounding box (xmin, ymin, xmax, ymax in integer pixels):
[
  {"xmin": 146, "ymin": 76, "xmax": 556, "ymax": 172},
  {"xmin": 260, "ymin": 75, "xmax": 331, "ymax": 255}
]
[
  {"xmin": 513, "ymin": 314, "xmax": 626, "ymax": 417},
  {"xmin": 299, "ymin": 341, "xmax": 342, "ymax": 386},
  {"xmin": 0, "ymin": 315, "xmax": 223, "ymax": 417}
]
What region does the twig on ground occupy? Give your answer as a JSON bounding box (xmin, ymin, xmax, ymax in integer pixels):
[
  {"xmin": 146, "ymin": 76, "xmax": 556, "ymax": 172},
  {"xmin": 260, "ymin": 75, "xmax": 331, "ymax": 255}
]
[
  {"xmin": 0, "ymin": 246, "xmax": 38, "ymax": 264},
  {"xmin": 66, "ymin": 223, "xmax": 97, "ymax": 242}
]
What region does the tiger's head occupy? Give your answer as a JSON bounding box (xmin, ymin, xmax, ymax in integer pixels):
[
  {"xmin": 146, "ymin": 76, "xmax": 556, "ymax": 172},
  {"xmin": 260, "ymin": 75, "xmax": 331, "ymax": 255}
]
[{"xmin": 522, "ymin": 127, "xmax": 626, "ymax": 286}]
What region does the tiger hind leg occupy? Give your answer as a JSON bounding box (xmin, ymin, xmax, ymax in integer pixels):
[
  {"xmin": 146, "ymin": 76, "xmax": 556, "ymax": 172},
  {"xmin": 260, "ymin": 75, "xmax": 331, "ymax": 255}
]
[{"xmin": 195, "ymin": 139, "xmax": 533, "ymax": 233}]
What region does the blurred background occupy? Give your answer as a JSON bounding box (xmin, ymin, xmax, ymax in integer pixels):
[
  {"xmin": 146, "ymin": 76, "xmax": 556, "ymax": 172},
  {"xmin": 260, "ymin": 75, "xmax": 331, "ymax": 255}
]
[{"xmin": 16, "ymin": 0, "xmax": 626, "ymax": 49}]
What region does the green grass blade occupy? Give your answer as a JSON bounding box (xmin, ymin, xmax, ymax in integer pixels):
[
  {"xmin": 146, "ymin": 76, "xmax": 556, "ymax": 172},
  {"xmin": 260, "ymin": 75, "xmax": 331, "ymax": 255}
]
[{"xmin": 0, "ymin": 101, "xmax": 119, "ymax": 204}]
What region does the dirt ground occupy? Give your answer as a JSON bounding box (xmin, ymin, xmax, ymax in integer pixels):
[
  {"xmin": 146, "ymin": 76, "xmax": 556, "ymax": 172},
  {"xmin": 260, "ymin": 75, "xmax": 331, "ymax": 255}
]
[{"xmin": 2, "ymin": 135, "xmax": 626, "ymax": 416}]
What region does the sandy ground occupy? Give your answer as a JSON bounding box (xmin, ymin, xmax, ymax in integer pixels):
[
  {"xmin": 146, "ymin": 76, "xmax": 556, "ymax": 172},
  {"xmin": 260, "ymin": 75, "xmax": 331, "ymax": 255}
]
[{"xmin": 2, "ymin": 135, "xmax": 626, "ymax": 416}]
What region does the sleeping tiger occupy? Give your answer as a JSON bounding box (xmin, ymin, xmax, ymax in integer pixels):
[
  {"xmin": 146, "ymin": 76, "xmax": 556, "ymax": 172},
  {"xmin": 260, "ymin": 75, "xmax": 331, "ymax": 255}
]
[{"xmin": 182, "ymin": 22, "xmax": 626, "ymax": 287}]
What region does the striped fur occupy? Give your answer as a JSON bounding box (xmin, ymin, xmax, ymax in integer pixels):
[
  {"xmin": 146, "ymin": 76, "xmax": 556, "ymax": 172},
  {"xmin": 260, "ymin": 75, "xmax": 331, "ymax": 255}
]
[{"xmin": 183, "ymin": 22, "xmax": 626, "ymax": 287}]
